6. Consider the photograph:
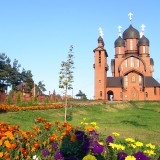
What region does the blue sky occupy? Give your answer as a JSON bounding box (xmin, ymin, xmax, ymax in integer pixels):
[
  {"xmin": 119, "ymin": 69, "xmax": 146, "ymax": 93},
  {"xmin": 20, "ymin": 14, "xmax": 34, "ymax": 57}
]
[{"xmin": 0, "ymin": 0, "xmax": 160, "ymax": 99}]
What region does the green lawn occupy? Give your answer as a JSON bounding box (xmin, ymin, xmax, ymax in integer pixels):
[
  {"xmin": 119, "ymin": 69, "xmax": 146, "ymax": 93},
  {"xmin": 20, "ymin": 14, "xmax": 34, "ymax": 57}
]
[{"xmin": 0, "ymin": 101, "xmax": 160, "ymax": 145}]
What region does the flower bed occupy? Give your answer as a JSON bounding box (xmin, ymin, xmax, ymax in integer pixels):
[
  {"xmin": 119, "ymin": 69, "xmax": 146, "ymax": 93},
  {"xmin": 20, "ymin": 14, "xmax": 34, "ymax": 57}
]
[
  {"xmin": 0, "ymin": 101, "xmax": 104, "ymax": 113},
  {"xmin": 0, "ymin": 118, "xmax": 160, "ymax": 160}
]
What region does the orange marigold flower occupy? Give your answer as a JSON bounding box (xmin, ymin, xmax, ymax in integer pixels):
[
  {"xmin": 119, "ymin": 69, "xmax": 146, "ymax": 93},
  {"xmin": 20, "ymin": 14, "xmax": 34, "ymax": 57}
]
[
  {"xmin": 49, "ymin": 134, "xmax": 58, "ymax": 142},
  {"xmin": 70, "ymin": 135, "xmax": 75, "ymax": 142},
  {"xmin": 55, "ymin": 121, "xmax": 59, "ymax": 125},
  {"xmin": 34, "ymin": 142, "xmax": 40, "ymax": 149},
  {"xmin": 4, "ymin": 140, "xmax": 11, "ymax": 149},
  {"xmin": 35, "ymin": 117, "xmax": 43, "ymax": 123},
  {"xmin": 85, "ymin": 126, "xmax": 94, "ymax": 132},
  {"xmin": 15, "ymin": 155, "xmax": 19, "ymax": 159},
  {"xmin": 11, "ymin": 143, "xmax": 17, "ymax": 149}
]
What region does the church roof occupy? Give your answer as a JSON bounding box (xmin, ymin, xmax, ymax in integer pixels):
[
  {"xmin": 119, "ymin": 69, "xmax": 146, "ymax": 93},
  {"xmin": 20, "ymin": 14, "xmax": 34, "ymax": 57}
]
[
  {"xmin": 145, "ymin": 77, "xmax": 160, "ymax": 87},
  {"xmin": 114, "ymin": 36, "xmax": 125, "ymax": 47},
  {"xmin": 138, "ymin": 35, "xmax": 149, "ymax": 46},
  {"xmin": 107, "ymin": 77, "xmax": 122, "ymax": 87},
  {"xmin": 123, "ymin": 25, "xmax": 140, "ymax": 40},
  {"xmin": 107, "ymin": 76, "xmax": 160, "ymax": 87}
]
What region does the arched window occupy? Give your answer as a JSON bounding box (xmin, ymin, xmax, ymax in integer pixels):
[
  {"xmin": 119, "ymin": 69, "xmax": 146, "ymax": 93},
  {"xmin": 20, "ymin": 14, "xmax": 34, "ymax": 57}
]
[
  {"xmin": 125, "ymin": 75, "xmax": 128, "ymax": 87},
  {"xmin": 130, "ymin": 57, "xmax": 134, "ymax": 67},
  {"xmin": 143, "ymin": 46, "xmax": 145, "ymax": 53},
  {"xmin": 118, "ymin": 47, "xmax": 121, "ymax": 54},
  {"xmin": 130, "ymin": 39, "xmax": 133, "ymax": 50},
  {"xmin": 100, "ymin": 91, "xmax": 102, "ymax": 97},
  {"xmin": 139, "ymin": 75, "xmax": 142, "ymax": 86}
]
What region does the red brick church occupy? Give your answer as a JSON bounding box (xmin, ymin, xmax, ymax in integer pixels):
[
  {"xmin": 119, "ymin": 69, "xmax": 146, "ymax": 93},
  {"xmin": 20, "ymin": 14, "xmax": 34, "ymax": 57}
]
[{"xmin": 93, "ymin": 13, "xmax": 160, "ymax": 101}]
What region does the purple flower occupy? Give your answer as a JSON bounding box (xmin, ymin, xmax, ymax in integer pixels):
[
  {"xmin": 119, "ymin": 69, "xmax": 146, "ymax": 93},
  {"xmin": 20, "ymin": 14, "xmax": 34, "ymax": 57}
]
[
  {"xmin": 54, "ymin": 150, "xmax": 63, "ymax": 159},
  {"xmin": 75, "ymin": 130, "xmax": 85, "ymax": 141},
  {"xmin": 52, "ymin": 142, "xmax": 58, "ymax": 150},
  {"xmin": 117, "ymin": 152, "xmax": 128, "ymax": 160},
  {"xmin": 90, "ymin": 130, "xmax": 99, "ymax": 139},
  {"xmin": 42, "ymin": 149, "xmax": 49, "ymax": 156},
  {"xmin": 92, "ymin": 141, "xmax": 104, "ymax": 154},
  {"xmin": 106, "ymin": 136, "xmax": 114, "ymax": 145},
  {"xmin": 134, "ymin": 152, "xmax": 150, "ymax": 160}
]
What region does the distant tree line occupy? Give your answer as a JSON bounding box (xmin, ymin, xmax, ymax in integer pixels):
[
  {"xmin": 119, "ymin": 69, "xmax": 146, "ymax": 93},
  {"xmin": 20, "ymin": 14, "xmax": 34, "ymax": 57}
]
[{"xmin": 0, "ymin": 53, "xmax": 34, "ymax": 94}]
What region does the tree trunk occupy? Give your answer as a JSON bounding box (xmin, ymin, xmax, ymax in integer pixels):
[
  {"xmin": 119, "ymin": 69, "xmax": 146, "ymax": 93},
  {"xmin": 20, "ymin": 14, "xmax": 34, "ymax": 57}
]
[{"xmin": 64, "ymin": 87, "xmax": 68, "ymax": 122}]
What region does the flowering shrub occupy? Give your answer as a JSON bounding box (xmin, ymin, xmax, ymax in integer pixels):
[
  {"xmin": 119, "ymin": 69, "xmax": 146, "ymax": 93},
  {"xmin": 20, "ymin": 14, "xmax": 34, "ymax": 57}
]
[{"xmin": 0, "ymin": 118, "xmax": 160, "ymax": 160}]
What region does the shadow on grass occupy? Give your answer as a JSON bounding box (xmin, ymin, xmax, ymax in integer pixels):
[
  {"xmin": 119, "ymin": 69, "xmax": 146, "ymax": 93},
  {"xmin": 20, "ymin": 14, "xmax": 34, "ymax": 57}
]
[{"xmin": 121, "ymin": 120, "xmax": 148, "ymax": 127}]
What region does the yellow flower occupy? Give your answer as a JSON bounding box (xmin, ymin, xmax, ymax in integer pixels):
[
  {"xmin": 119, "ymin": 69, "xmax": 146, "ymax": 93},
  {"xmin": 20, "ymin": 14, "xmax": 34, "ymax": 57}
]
[
  {"xmin": 135, "ymin": 141, "xmax": 143, "ymax": 147},
  {"xmin": 83, "ymin": 118, "xmax": 86, "ymax": 121},
  {"xmin": 0, "ymin": 152, "xmax": 3, "ymax": 158},
  {"xmin": 146, "ymin": 143, "xmax": 155, "ymax": 149},
  {"xmin": 128, "ymin": 144, "xmax": 136, "ymax": 149},
  {"xmin": 109, "ymin": 143, "xmax": 125, "ymax": 150},
  {"xmin": 125, "ymin": 138, "xmax": 135, "ymax": 143},
  {"xmin": 144, "ymin": 150, "xmax": 156, "ymax": 156},
  {"xmin": 26, "ymin": 155, "xmax": 31, "ymax": 159},
  {"xmin": 125, "ymin": 155, "xmax": 136, "ymax": 160},
  {"xmin": 83, "ymin": 154, "xmax": 97, "ymax": 160},
  {"xmin": 90, "ymin": 122, "xmax": 97, "ymax": 126},
  {"xmin": 112, "ymin": 132, "xmax": 120, "ymax": 136},
  {"xmin": 31, "ymin": 147, "xmax": 36, "ymax": 152},
  {"xmin": 99, "ymin": 142, "xmax": 104, "ymax": 146},
  {"xmin": 26, "ymin": 143, "xmax": 30, "ymax": 147}
]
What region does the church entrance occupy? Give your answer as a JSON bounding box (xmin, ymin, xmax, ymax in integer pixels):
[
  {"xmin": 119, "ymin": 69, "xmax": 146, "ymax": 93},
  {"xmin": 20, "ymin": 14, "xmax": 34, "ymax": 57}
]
[
  {"xmin": 130, "ymin": 87, "xmax": 139, "ymax": 100},
  {"xmin": 107, "ymin": 90, "xmax": 114, "ymax": 101}
]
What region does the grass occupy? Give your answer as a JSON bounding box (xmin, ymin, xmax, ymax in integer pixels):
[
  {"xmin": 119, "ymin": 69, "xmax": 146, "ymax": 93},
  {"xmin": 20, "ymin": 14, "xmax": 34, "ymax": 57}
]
[{"xmin": 0, "ymin": 101, "xmax": 160, "ymax": 145}]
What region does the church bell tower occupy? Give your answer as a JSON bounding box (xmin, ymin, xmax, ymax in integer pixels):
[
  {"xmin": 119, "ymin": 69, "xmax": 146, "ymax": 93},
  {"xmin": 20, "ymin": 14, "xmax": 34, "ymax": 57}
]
[{"xmin": 93, "ymin": 28, "xmax": 108, "ymax": 100}]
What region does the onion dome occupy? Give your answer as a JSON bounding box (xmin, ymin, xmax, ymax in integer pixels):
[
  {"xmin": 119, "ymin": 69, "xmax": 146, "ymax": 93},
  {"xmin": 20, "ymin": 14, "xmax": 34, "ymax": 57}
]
[
  {"xmin": 123, "ymin": 25, "xmax": 140, "ymax": 40},
  {"xmin": 98, "ymin": 36, "xmax": 104, "ymax": 42},
  {"xmin": 114, "ymin": 36, "xmax": 125, "ymax": 47},
  {"xmin": 138, "ymin": 35, "xmax": 149, "ymax": 46}
]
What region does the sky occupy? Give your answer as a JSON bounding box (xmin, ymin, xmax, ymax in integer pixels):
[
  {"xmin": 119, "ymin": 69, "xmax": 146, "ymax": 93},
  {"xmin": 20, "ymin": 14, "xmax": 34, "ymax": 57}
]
[{"xmin": 0, "ymin": 0, "xmax": 160, "ymax": 99}]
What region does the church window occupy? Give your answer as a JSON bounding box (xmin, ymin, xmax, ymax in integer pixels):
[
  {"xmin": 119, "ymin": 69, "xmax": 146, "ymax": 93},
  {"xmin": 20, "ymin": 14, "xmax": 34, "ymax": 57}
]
[
  {"xmin": 99, "ymin": 80, "xmax": 101, "ymax": 84},
  {"xmin": 143, "ymin": 46, "xmax": 145, "ymax": 53},
  {"xmin": 130, "ymin": 57, "xmax": 134, "ymax": 67},
  {"xmin": 131, "ymin": 76, "xmax": 136, "ymax": 83},
  {"xmin": 100, "ymin": 91, "xmax": 102, "ymax": 97},
  {"xmin": 137, "ymin": 59, "xmax": 140, "ymax": 67},
  {"xmin": 146, "ymin": 92, "xmax": 148, "ymax": 98},
  {"xmin": 139, "ymin": 75, "xmax": 142, "ymax": 86},
  {"xmin": 154, "ymin": 87, "xmax": 157, "ymax": 95},
  {"xmin": 125, "ymin": 41, "xmax": 127, "ymax": 50},
  {"xmin": 118, "ymin": 47, "xmax": 121, "ymax": 54},
  {"xmin": 125, "ymin": 75, "xmax": 128, "ymax": 87},
  {"xmin": 130, "ymin": 39, "xmax": 133, "ymax": 50},
  {"xmin": 99, "ymin": 51, "xmax": 101, "ymax": 64}
]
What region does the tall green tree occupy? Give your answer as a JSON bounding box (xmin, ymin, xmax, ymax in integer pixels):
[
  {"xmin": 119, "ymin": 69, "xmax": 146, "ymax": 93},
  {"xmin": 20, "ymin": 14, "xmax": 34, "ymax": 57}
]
[
  {"xmin": 0, "ymin": 53, "xmax": 11, "ymax": 92},
  {"xmin": 76, "ymin": 90, "xmax": 87, "ymax": 100},
  {"xmin": 38, "ymin": 81, "xmax": 46, "ymax": 92},
  {"xmin": 59, "ymin": 45, "xmax": 74, "ymax": 122}
]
